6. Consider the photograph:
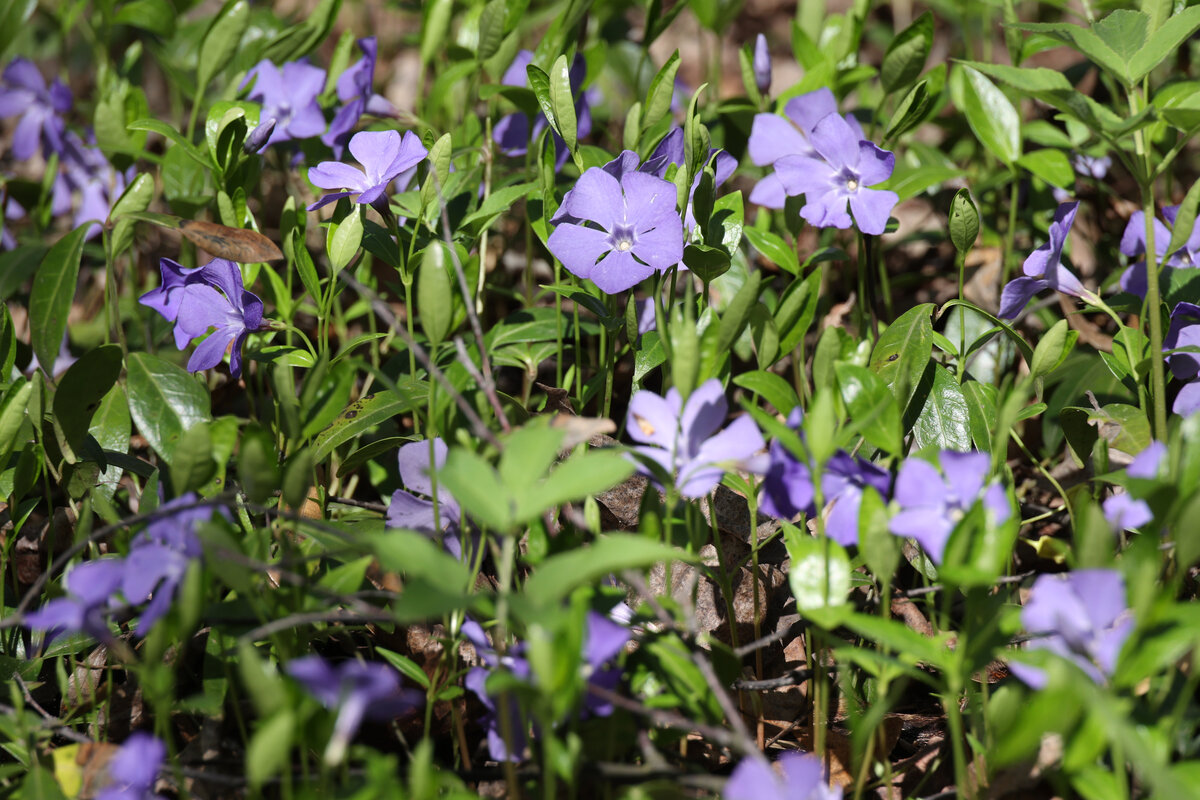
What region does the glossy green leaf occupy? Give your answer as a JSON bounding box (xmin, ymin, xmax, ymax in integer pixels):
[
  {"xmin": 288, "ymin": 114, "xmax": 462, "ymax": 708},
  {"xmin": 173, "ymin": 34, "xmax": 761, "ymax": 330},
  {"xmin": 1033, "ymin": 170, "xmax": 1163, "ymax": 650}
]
[
  {"xmin": 948, "ymin": 188, "xmax": 980, "ymax": 254},
  {"xmin": 173, "ymin": 421, "xmax": 216, "ymax": 496},
  {"xmin": 108, "ymin": 173, "xmax": 155, "ymax": 257},
  {"xmin": 197, "ymin": 0, "xmax": 249, "ymax": 93},
  {"xmin": 436, "ymin": 448, "xmax": 512, "ymax": 532},
  {"xmin": 742, "ymin": 226, "xmax": 799, "ymax": 275},
  {"xmin": 532, "ymin": 451, "xmax": 635, "ymax": 519},
  {"xmin": 885, "ymin": 80, "xmax": 933, "ymax": 142},
  {"xmin": 1017, "ymin": 149, "xmax": 1074, "ymax": 188},
  {"xmin": 961, "ymin": 379, "xmax": 998, "ymax": 452},
  {"xmin": 787, "ymin": 532, "xmax": 851, "ymax": 626},
  {"xmin": 643, "ymin": 51, "xmax": 682, "ymax": 132},
  {"xmin": 53, "ymin": 344, "xmax": 123, "ymax": 458},
  {"xmin": 835, "ymin": 363, "xmax": 903, "ymax": 456},
  {"xmin": 114, "ymin": 0, "xmax": 176, "ymax": 36},
  {"xmin": 869, "ymin": 302, "xmax": 934, "ymax": 405},
  {"xmin": 523, "ymin": 534, "xmax": 690, "ymax": 607},
  {"xmin": 910, "ymin": 363, "xmax": 972, "ymax": 452},
  {"xmin": 0, "ymin": 380, "xmax": 32, "ymax": 468},
  {"xmin": 734, "ymin": 369, "xmax": 799, "ymax": 415},
  {"xmin": 30, "ymin": 225, "xmax": 89, "ymax": 376},
  {"xmin": 1167, "ymin": 179, "xmax": 1200, "ymax": 257},
  {"xmin": 881, "ymin": 11, "xmax": 933, "ymax": 93},
  {"xmin": 951, "ymin": 64, "xmax": 1020, "ymax": 166},
  {"xmin": 1128, "ymin": 5, "xmax": 1200, "ymax": 82},
  {"xmin": 548, "ymin": 54, "xmax": 578, "ymax": 154},
  {"xmin": 417, "ymin": 243, "xmax": 453, "ymax": 345},
  {"xmin": 311, "ymin": 378, "xmax": 424, "ymax": 462},
  {"xmin": 1030, "ymin": 319, "xmax": 1077, "ymax": 381},
  {"xmin": 327, "ymin": 206, "xmax": 363, "ymax": 274},
  {"xmin": 0, "ymin": 303, "xmax": 15, "ymax": 383},
  {"xmin": 88, "ymin": 385, "xmax": 130, "ymax": 501},
  {"xmin": 126, "ymin": 352, "xmax": 212, "ymax": 464},
  {"xmin": 128, "ymin": 119, "xmax": 210, "ymax": 168}
]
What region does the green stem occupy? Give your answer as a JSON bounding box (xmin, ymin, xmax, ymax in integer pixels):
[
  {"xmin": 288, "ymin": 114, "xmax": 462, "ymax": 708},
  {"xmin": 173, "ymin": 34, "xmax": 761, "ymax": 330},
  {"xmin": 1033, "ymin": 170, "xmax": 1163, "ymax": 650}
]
[
  {"xmin": 1132, "ymin": 86, "xmax": 1168, "ymax": 438},
  {"xmin": 1001, "ymin": 172, "xmax": 1020, "ymax": 288}
]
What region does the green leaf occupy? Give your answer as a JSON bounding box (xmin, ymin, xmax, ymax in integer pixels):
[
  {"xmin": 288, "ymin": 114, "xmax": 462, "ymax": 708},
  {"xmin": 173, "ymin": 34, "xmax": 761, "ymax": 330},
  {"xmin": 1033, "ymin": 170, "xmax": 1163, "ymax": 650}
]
[
  {"xmin": 948, "ymin": 188, "xmax": 980, "ymax": 255},
  {"xmin": 910, "ymin": 363, "xmax": 972, "ymax": 452},
  {"xmin": 523, "ymin": 534, "xmax": 690, "ymax": 607},
  {"xmin": 1129, "ymin": 5, "xmax": 1200, "ymax": 82},
  {"xmin": 532, "ymin": 450, "xmax": 634, "ymax": 518},
  {"xmin": 30, "ymin": 225, "xmax": 90, "ymax": 376},
  {"xmin": 417, "ymin": 243, "xmax": 453, "ymax": 345},
  {"xmin": 108, "ymin": 173, "xmax": 155, "ymax": 258},
  {"xmin": 881, "ymin": 11, "xmax": 933, "ymax": 93},
  {"xmin": 734, "ymin": 369, "xmax": 799, "ymax": 415},
  {"xmin": 114, "ymin": 0, "xmax": 176, "ymax": 37},
  {"xmin": 247, "ymin": 711, "xmax": 295, "ymax": 787},
  {"xmin": 311, "ymin": 379, "xmax": 424, "ymax": 462},
  {"xmin": 526, "ymin": 64, "xmax": 558, "ymax": 139},
  {"xmin": 885, "ymin": 80, "xmax": 933, "ymax": 142},
  {"xmin": 962, "ymin": 379, "xmax": 998, "ymax": 452},
  {"xmin": 327, "ymin": 206, "xmax": 363, "ymax": 274},
  {"xmin": 0, "ymin": 381, "xmax": 32, "ymax": 468},
  {"xmin": 682, "ymin": 243, "xmax": 730, "ymax": 282},
  {"xmin": 53, "ymin": 345, "xmax": 123, "ymax": 458},
  {"xmin": 1017, "ymin": 149, "xmax": 1074, "ymax": 188},
  {"xmin": 835, "ymin": 363, "xmax": 903, "ymax": 456},
  {"xmin": 197, "ymin": 0, "xmax": 249, "ymax": 94},
  {"xmin": 374, "ymin": 529, "xmax": 472, "ymax": 589},
  {"xmin": 475, "ymin": 0, "xmax": 506, "ymax": 60},
  {"xmin": 786, "ymin": 532, "xmax": 851, "ymax": 627},
  {"xmin": 93, "ymin": 79, "xmax": 149, "ymax": 163},
  {"xmin": 1167, "ymin": 180, "xmax": 1200, "ymax": 257},
  {"xmin": 459, "ymin": 181, "xmax": 537, "ymax": 231},
  {"xmin": 419, "ymin": 0, "xmax": 453, "ymax": 65},
  {"xmin": 841, "ymin": 611, "xmax": 947, "ymax": 670},
  {"xmin": 643, "ymin": 51, "xmax": 682, "ymax": 132},
  {"xmin": 0, "ymin": 0, "xmax": 36, "ymax": 58},
  {"xmin": 548, "ymin": 54, "xmax": 578, "ymax": 154},
  {"xmin": 173, "ymin": 421, "xmax": 216, "ymax": 495},
  {"xmin": 742, "ymin": 226, "xmax": 800, "ymax": 275},
  {"xmin": 126, "ymin": 353, "xmax": 212, "ymax": 464},
  {"xmin": 1030, "ymin": 319, "xmax": 1077, "ymax": 381},
  {"xmin": 437, "ymin": 448, "xmax": 512, "ymax": 532},
  {"xmin": 869, "ymin": 302, "xmax": 934, "ymax": 406},
  {"xmin": 716, "ymin": 270, "xmax": 761, "ymax": 355},
  {"xmin": 1093, "ymin": 10, "xmax": 1150, "ymax": 66},
  {"xmin": 951, "ymin": 64, "xmax": 1021, "ymax": 166},
  {"xmin": 89, "ymin": 385, "xmax": 131, "ymax": 500},
  {"xmin": 128, "ymin": 119, "xmax": 211, "ymax": 168}
]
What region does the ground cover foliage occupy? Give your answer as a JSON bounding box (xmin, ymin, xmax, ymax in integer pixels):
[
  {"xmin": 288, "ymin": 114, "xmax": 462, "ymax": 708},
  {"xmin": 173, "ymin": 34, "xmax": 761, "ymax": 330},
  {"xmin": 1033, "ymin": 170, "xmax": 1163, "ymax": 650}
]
[{"xmin": 3, "ymin": 0, "xmax": 1200, "ymax": 797}]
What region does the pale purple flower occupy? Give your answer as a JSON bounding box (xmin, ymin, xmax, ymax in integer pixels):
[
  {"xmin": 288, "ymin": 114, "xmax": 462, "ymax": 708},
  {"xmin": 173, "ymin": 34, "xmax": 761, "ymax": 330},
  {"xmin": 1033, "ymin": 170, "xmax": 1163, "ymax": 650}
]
[
  {"xmin": 322, "ymin": 37, "xmax": 397, "ymax": 155},
  {"xmin": 386, "ymin": 438, "xmax": 468, "ymax": 558},
  {"xmin": 999, "ymin": 201, "xmax": 1091, "ymax": 319},
  {"xmin": 1119, "ymin": 204, "xmax": 1200, "ymax": 297},
  {"xmin": 627, "ymin": 379, "xmax": 766, "ymax": 498},
  {"xmin": 547, "ymin": 161, "xmax": 683, "ymax": 294},
  {"xmin": 242, "ymin": 59, "xmax": 327, "ymax": 148},
  {"xmin": 96, "ymin": 732, "xmax": 166, "ymax": 800},
  {"xmin": 463, "ymin": 619, "xmax": 531, "ymax": 763},
  {"xmin": 1010, "ymin": 569, "xmax": 1133, "ymax": 690},
  {"xmin": 24, "ymin": 558, "xmax": 125, "ymax": 643},
  {"xmin": 58, "ymin": 133, "xmax": 132, "ymax": 239},
  {"xmin": 725, "ymin": 751, "xmax": 841, "ymax": 800},
  {"xmin": 889, "ymin": 450, "xmax": 1010, "ymax": 564},
  {"xmin": 308, "ymin": 129, "xmax": 427, "ymax": 210},
  {"xmin": 288, "ymin": 656, "xmax": 421, "ymax": 762},
  {"xmin": 1072, "ymin": 153, "xmax": 1110, "ymax": 180},
  {"xmin": 3, "ymin": 194, "xmax": 23, "ymax": 250},
  {"xmin": 758, "ymin": 409, "xmax": 890, "ymax": 546},
  {"xmin": 1164, "ymin": 301, "xmax": 1200, "ymax": 416},
  {"xmin": 1103, "ymin": 493, "xmax": 1152, "ymax": 532},
  {"xmin": 747, "ymin": 88, "xmax": 865, "ymax": 209},
  {"xmin": 752, "ymin": 34, "xmax": 771, "ymax": 95},
  {"xmin": 1127, "ymin": 441, "xmax": 1166, "ymax": 479},
  {"xmin": 0, "ymin": 58, "xmax": 71, "ymax": 160},
  {"xmin": 493, "ymin": 51, "xmax": 593, "ymax": 168},
  {"xmin": 138, "ymin": 257, "xmax": 264, "ymax": 377},
  {"xmin": 581, "ymin": 611, "xmax": 631, "ymax": 717},
  {"xmin": 634, "ymin": 297, "xmax": 657, "ymax": 335},
  {"xmin": 641, "ymin": 127, "xmax": 738, "ymax": 232}
]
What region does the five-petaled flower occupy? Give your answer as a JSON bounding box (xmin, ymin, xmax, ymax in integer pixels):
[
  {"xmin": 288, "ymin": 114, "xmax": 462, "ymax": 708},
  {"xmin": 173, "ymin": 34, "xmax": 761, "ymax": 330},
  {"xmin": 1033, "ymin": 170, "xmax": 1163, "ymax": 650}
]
[
  {"xmin": 139, "ymin": 257, "xmax": 264, "ymax": 377},
  {"xmin": 888, "ymin": 450, "xmax": 1009, "ymax": 564},
  {"xmin": 547, "ymin": 160, "xmax": 684, "ymax": 294},
  {"xmin": 24, "ymin": 558, "xmax": 125, "ymax": 644},
  {"xmin": 242, "ymin": 59, "xmax": 327, "ymax": 149},
  {"xmin": 999, "ymin": 201, "xmax": 1095, "ymax": 319},
  {"xmin": 724, "ymin": 751, "xmax": 841, "ymax": 800},
  {"xmin": 322, "ymin": 37, "xmax": 397, "ymax": 155},
  {"xmin": 96, "ymin": 732, "xmax": 166, "ymax": 800},
  {"xmin": 0, "ymin": 57, "xmax": 71, "ymax": 160},
  {"xmin": 626, "ymin": 379, "xmax": 766, "ymax": 499},
  {"xmin": 1119, "ymin": 202, "xmax": 1200, "ymax": 297},
  {"xmin": 1009, "ymin": 569, "xmax": 1133, "ymax": 690},
  {"xmin": 308, "ymin": 129, "xmax": 428, "ymax": 210}
]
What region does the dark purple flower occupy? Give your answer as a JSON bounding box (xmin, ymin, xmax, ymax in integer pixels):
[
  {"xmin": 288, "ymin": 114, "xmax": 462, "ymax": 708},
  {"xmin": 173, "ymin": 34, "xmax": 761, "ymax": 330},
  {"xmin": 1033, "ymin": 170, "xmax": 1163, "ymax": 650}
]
[
  {"xmin": 547, "ymin": 162, "xmax": 683, "ymax": 294},
  {"xmin": 386, "ymin": 438, "xmax": 468, "ymax": 558},
  {"xmin": 96, "ymin": 732, "xmax": 166, "ymax": 800},
  {"xmin": 999, "ymin": 201, "xmax": 1092, "ymax": 318},
  {"xmin": 493, "ymin": 50, "xmax": 593, "ymax": 169},
  {"xmin": 626, "ymin": 379, "xmax": 766, "ymax": 498},
  {"xmin": 747, "ymin": 88, "xmax": 865, "ymax": 210},
  {"xmin": 725, "ymin": 751, "xmax": 841, "ymax": 800},
  {"xmin": 288, "ymin": 656, "xmax": 422, "ymax": 763},
  {"xmin": 138, "ymin": 257, "xmax": 264, "ymax": 377},
  {"xmin": 758, "ymin": 410, "xmax": 890, "ymax": 547},
  {"xmin": 771, "ymin": 112, "xmax": 898, "ymax": 235},
  {"xmin": 322, "ymin": 37, "xmax": 397, "ymax": 155},
  {"xmin": 888, "ymin": 450, "xmax": 1009, "ymax": 564},
  {"xmin": 24, "ymin": 558, "xmax": 125, "ymax": 643},
  {"xmin": 1010, "ymin": 569, "xmax": 1133, "ymax": 690},
  {"xmin": 0, "ymin": 58, "xmax": 71, "ymax": 160},
  {"xmin": 308, "ymin": 129, "xmax": 427, "ymax": 211},
  {"xmin": 243, "ymin": 59, "xmax": 327, "ymax": 148},
  {"xmin": 1102, "ymin": 493, "xmax": 1152, "ymax": 532},
  {"xmin": 1119, "ymin": 203, "xmax": 1200, "ymax": 297},
  {"xmin": 1164, "ymin": 301, "xmax": 1200, "ymax": 416},
  {"xmin": 752, "ymin": 34, "xmax": 772, "ymax": 95}
]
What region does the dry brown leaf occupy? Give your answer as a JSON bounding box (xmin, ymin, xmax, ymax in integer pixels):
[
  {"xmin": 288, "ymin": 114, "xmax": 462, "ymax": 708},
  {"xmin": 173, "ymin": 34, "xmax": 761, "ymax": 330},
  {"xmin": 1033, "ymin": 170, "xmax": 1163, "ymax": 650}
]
[{"xmin": 179, "ymin": 219, "xmax": 283, "ymax": 263}]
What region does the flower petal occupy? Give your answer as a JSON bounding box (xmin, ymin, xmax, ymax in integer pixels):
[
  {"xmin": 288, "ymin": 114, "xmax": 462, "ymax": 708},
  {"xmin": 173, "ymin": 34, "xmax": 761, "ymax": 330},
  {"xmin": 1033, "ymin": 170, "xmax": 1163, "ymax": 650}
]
[{"xmin": 547, "ymin": 223, "xmax": 611, "ymax": 282}]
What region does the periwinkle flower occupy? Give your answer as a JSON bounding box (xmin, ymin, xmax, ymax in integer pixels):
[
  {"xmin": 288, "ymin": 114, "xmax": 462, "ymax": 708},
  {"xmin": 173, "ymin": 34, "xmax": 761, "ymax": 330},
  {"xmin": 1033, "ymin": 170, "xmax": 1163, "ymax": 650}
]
[
  {"xmin": 641, "ymin": 127, "xmax": 738, "ymax": 233},
  {"xmin": 747, "ymin": 88, "xmax": 865, "ymax": 210},
  {"xmin": 0, "ymin": 58, "xmax": 71, "ymax": 160},
  {"xmin": 725, "ymin": 751, "xmax": 841, "ymax": 800},
  {"xmin": 308, "ymin": 129, "xmax": 428, "ymax": 211},
  {"xmin": 1010, "ymin": 569, "xmax": 1133, "ymax": 690},
  {"xmin": 242, "ymin": 59, "xmax": 327, "ymax": 148},
  {"xmin": 96, "ymin": 732, "xmax": 166, "ymax": 800},
  {"xmin": 580, "ymin": 611, "xmax": 631, "ymax": 717},
  {"xmin": 322, "ymin": 37, "xmax": 397, "ymax": 155},
  {"xmin": 752, "ymin": 34, "xmax": 772, "ymax": 95},
  {"xmin": 1072, "ymin": 153, "xmax": 1110, "ymax": 180},
  {"xmin": 1103, "ymin": 493, "xmax": 1152, "ymax": 532},
  {"xmin": 1119, "ymin": 204, "xmax": 1200, "ymax": 298},
  {"xmin": 546, "ymin": 161, "xmax": 683, "ymax": 294},
  {"xmin": 138, "ymin": 257, "xmax": 264, "ymax": 377},
  {"xmin": 58, "ymin": 132, "xmax": 132, "ymax": 239},
  {"xmin": 1164, "ymin": 301, "xmax": 1200, "ymax": 416},
  {"xmin": 24, "ymin": 558, "xmax": 125, "ymax": 643},
  {"xmin": 889, "ymin": 450, "xmax": 1009, "ymax": 564},
  {"xmin": 999, "ymin": 201, "xmax": 1093, "ymax": 319},
  {"xmin": 626, "ymin": 379, "xmax": 766, "ymax": 499},
  {"xmin": 386, "ymin": 438, "xmax": 467, "ymax": 558},
  {"xmin": 758, "ymin": 409, "xmax": 890, "ymax": 547},
  {"xmin": 1127, "ymin": 441, "xmax": 1166, "ymax": 479},
  {"xmin": 288, "ymin": 656, "xmax": 422, "ymax": 764},
  {"xmin": 493, "ymin": 50, "xmax": 593, "ymax": 168}
]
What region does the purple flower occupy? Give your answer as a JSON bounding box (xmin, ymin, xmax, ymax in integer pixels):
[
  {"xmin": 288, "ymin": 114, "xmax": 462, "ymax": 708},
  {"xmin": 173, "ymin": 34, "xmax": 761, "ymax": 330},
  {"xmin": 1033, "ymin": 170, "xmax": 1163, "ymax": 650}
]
[
  {"xmin": 3, "ymin": 194, "xmax": 24, "ymax": 250},
  {"xmin": 641, "ymin": 127, "xmax": 739, "ymax": 233},
  {"xmin": 1103, "ymin": 493, "xmax": 1152, "ymax": 532},
  {"xmin": 747, "ymin": 88, "xmax": 865, "ymax": 210},
  {"xmin": 242, "ymin": 59, "xmax": 327, "ymax": 148},
  {"xmin": 580, "ymin": 611, "xmax": 631, "ymax": 717},
  {"xmin": 96, "ymin": 732, "xmax": 166, "ymax": 800},
  {"xmin": 386, "ymin": 438, "xmax": 467, "ymax": 558},
  {"xmin": 288, "ymin": 656, "xmax": 422, "ymax": 763},
  {"xmin": 493, "ymin": 51, "xmax": 593, "ymax": 168},
  {"xmin": 322, "ymin": 37, "xmax": 397, "ymax": 155},
  {"xmin": 308, "ymin": 129, "xmax": 427, "ymax": 211},
  {"xmin": 546, "ymin": 162, "xmax": 683, "ymax": 294},
  {"xmin": 1119, "ymin": 203, "xmax": 1200, "ymax": 298},
  {"xmin": 58, "ymin": 132, "xmax": 133, "ymax": 239},
  {"xmin": 1164, "ymin": 301, "xmax": 1200, "ymax": 416},
  {"xmin": 138, "ymin": 257, "xmax": 264, "ymax": 377},
  {"xmin": 1010, "ymin": 569, "xmax": 1133, "ymax": 690},
  {"xmin": 1072, "ymin": 153, "xmax": 1110, "ymax": 180},
  {"xmin": 998, "ymin": 201, "xmax": 1092, "ymax": 319},
  {"xmin": 888, "ymin": 450, "xmax": 1009, "ymax": 564},
  {"xmin": 0, "ymin": 58, "xmax": 71, "ymax": 160},
  {"xmin": 463, "ymin": 619, "xmax": 531, "ymax": 762},
  {"xmin": 725, "ymin": 751, "xmax": 841, "ymax": 800},
  {"xmin": 758, "ymin": 410, "xmax": 890, "ymax": 547},
  {"xmin": 24, "ymin": 558, "xmax": 125, "ymax": 643},
  {"xmin": 626, "ymin": 379, "xmax": 766, "ymax": 499},
  {"xmin": 1127, "ymin": 441, "xmax": 1166, "ymax": 479},
  {"xmin": 752, "ymin": 34, "xmax": 772, "ymax": 95}
]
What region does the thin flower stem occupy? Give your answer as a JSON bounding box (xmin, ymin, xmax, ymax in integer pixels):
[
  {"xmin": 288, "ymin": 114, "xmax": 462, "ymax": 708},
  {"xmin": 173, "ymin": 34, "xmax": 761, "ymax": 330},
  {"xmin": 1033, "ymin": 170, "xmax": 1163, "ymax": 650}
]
[{"xmin": 1001, "ymin": 172, "xmax": 1020, "ymax": 288}]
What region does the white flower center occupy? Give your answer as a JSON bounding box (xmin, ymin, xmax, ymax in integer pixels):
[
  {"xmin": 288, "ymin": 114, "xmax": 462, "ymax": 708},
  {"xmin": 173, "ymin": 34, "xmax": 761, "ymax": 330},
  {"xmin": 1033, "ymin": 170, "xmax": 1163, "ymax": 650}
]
[
  {"xmin": 846, "ymin": 178, "xmax": 859, "ymax": 192},
  {"xmin": 616, "ymin": 239, "xmax": 632, "ymax": 251}
]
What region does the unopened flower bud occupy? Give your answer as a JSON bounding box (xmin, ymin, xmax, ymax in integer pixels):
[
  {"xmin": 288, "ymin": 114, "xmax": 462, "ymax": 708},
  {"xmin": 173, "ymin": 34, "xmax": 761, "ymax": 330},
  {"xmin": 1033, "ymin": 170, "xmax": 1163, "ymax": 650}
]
[
  {"xmin": 244, "ymin": 119, "xmax": 276, "ymax": 153},
  {"xmin": 753, "ymin": 34, "xmax": 771, "ymax": 95}
]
